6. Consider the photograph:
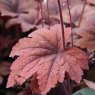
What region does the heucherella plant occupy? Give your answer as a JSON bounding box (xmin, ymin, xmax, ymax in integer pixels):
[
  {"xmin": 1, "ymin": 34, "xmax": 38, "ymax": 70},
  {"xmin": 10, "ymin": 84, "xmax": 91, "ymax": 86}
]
[{"xmin": 6, "ymin": 0, "xmax": 89, "ymax": 95}]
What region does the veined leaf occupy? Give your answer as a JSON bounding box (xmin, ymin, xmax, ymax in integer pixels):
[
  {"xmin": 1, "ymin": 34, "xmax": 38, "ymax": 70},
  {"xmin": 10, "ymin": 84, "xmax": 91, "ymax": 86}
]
[{"xmin": 7, "ymin": 24, "xmax": 88, "ymax": 94}]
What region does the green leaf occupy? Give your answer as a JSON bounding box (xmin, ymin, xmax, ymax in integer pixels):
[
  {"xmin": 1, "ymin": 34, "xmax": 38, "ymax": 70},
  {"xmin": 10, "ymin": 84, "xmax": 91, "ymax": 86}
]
[{"xmin": 73, "ymin": 88, "xmax": 95, "ymax": 95}]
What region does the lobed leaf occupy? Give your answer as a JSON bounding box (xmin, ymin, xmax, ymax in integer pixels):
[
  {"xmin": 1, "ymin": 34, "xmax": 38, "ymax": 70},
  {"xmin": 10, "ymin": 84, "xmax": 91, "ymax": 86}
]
[{"xmin": 7, "ymin": 24, "xmax": 88, "ymax": 94}]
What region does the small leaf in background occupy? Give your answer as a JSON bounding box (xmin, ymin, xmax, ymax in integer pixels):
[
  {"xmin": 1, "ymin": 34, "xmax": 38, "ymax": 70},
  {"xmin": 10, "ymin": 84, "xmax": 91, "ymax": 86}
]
[
  {"xmin": 63, "ymin": 2, "xmax": 95, "ymax": 26},
  {"xmin": 73, "ymin": 15, "xmax": 95, "ymax": 52},
  {"xmin": 0, "ymin": 0, "xmax": 37, "ymax": 17},
  {"xmin": 7, "ymin": 24, "xmax": 88, "ymax": 94},
  {"xmin": 84, "ymin": 79, "xmax": 95, "ymax": 90},
  {"xmin": 0, "ymin": 0, "xmax": 40, "ymax": 32},
  {"xmin": 87, "ymin": 0, "xmax": 95, "ymax": 5},
  {"xmin": 73, "ymin": 88, "xmax": 95, "ymax": 95},
  {"xmin": 5, "ymin": 9, "xmax": 39, "ymax": 32}
]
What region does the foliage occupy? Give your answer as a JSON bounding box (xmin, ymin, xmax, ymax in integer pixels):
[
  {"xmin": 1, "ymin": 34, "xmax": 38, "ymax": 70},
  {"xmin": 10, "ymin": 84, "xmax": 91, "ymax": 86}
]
[
  {"xmin": 7, "ymin": 25, "xmax": 88, "ymax": 94},
  {"xmin": 0, "ymin": 0, "xmax": 95, "ymax": 95}
]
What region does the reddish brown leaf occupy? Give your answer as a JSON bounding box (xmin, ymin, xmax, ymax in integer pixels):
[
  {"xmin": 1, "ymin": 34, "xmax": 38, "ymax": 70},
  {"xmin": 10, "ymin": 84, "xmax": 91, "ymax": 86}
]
[
  {"xmin": 7, "ymin": 24, "xmax": 88, "ymax": 94},
  {"xmin": 0, "ymin": 0, "xmax": 40, "ymax": 32},
  {"xmin": 73, "ymin": 15, "xmax": 95, "ymax": 52},
  {"xmin": 87, "ymin": 0, "xmax": 95, "ymax": 5},
  {"xmin": 0, "ymin": 0, "xmax": 37, "ymax": 17},
  {"xmin": 6, "ymin": 9, "xmax": 39, "ymax": 32},
  {"xmin": 63, "ymin": 3, "xmax": 95, "ymax": 26},
  {"xmin": 74, "ymin": 34, "xmax": 95, "ymax": 52}
]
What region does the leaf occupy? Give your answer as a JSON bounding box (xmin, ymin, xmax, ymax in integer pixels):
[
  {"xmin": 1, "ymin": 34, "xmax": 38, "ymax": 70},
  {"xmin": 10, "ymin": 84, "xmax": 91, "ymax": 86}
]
[
  {"xmin": 63, "ymin": 3, "xmax": 83, "ymax": 24},
  {"xmin": 84, "ymin": 79, "xmax": 95, "ymax": 90},
  {"xmin": 6, "ymin": 11, "xmax": 60, "ymax": 32},
  {"xmin": 73, "ymin": 21, "xmax": 95, "ymax": 52},
  {"xmin": 74, "ymin": 34, "xmax": 95, "ymax": 52},
  {"xmin": 0, "ymin": 0, "xmax": 37, "ymax": 17},
  {"xmin": 87, "ymin": 0, "xmax": 95, "ymax": 5},
  {"xmin": 0, "ymin": 0, "xmax": 40, "ymax": 32},
  {"xmin": 7, "ymin": 24, "xmax": 88, "ymax": 94},
  {"xmin": 78, "ymin": 15, "xmax": 95, "ymax": 33},
  {"xmin": 63, "ymin": 2, "xmax": 95, "ymax": 26},
  {"xmin": 6, "ymin": 9, "xmax": 39, "ymax": 32},
  {"xmin": 73, "ymin": 88, "xmax": 95, "ymax": 95}
]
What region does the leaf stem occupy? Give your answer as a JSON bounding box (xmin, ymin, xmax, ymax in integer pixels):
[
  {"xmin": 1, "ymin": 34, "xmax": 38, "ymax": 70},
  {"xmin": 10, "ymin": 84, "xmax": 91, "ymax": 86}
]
[
  {"xmin": 40, "ymin": 1, "xmax": 44, "ymax": 28},
  {"xmin": 66, "ymin": 0, "xmax": 73, "ymax": 47},
  {"xmin": 34, "ymin": 2, "xmax": 41, "ymax": 24},
  {"xmin": 57, "ymin": 0, "xmax": 65, "ymax": 49},
  {"xmin": 47, "ymin": 0, "xmax": 50, "ymax": 29},
  {"xmin": 78, "ymin": 0, "xmax": 87, "ymax": 27}
]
